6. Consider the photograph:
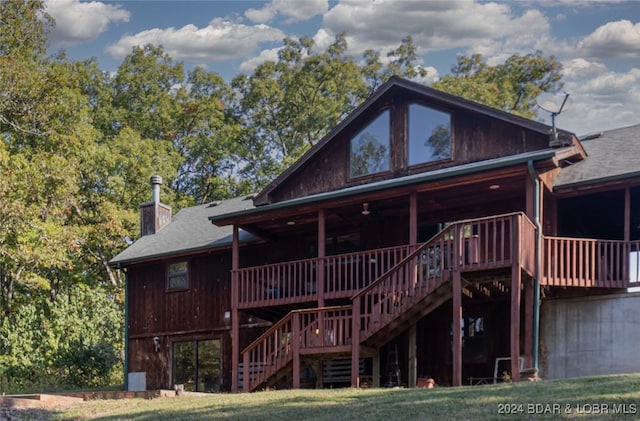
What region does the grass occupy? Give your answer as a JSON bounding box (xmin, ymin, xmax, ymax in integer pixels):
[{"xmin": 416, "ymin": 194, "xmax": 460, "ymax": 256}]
[{"xmin": 12, "ymin": 373, "xmax": 640, "ymax": 421}]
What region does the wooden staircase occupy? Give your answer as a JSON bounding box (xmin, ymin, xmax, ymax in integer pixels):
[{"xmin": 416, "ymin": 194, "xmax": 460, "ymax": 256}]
[{"xmin": 240, "ymin": 213, "xmax": 536, "ymax": 391}]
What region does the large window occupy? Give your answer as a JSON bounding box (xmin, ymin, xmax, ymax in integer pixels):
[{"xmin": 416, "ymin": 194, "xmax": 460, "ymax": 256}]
[
  {"xmin": 408, "ymin": 103, "xmax": 451, "ymax": 166},
  {"xmin": 350, "ymin": 110, "xmax": 390, "ymax": 178},
  {"xmin": 173, "ymin": 339, "xmax": 222, "ymax": 392}
]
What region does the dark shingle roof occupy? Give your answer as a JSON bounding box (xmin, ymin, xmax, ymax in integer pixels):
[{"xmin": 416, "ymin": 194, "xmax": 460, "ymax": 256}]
[
  {"xmin": 109, "ymin": 195, "xmax": 257, "ymax": 266},
  {"xmin": 554, "ymin": 124, "xmax": 640, "ymax": 190}
]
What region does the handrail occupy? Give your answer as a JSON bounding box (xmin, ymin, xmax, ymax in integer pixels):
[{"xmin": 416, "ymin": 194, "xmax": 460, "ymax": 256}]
[
  {"xmin": 241, "ymin": 212, "xmax": 533, "ymax": 391},
  {"xmin": 240, "ymin": 305, "xmax": 353, "ymax": 392},
  {"xmin": 542, "ymin": 237, "xmax": 640, "ymax": 288},
  {"xmin": 352, "ymin": 223, "xmax": 455, "ymax": 342},
  {"xmin": 353, "ymin": 212, "xmax": 531, "ymax": 341},
  {"xmin": 234, "ymin": 244, "xmax": 415, "ymax": 308}
]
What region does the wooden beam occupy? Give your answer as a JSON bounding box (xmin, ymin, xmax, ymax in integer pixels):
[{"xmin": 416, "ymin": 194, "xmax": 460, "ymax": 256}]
[
  {"xmin": 524, "ymin": 278, "xmax": 533, "ymax": 369},
  {"xmin": 293, "ymin": 312, "xmax": 301, "ymax": 389},
  {"xmin": 452, "ymin": 223, "xmax": 462, "ymax": 386},
  {"xmin": 408, "ymin": 324, "xmax": 417, "ymax": 388},
  {"xmin": 232, "ymin": 225, "xmax": 240, "ymax": 393},
  {"xmin": 510, "ymin": 218, "xmax": 521, "ymax": 382},
  {"xmin": 318, "ymin": 208, "xmax": 326, "ymax": 308},
  {"xmin": 525, "ymin": 173, "xmax": 534, "ymax": 221},
  {"xmin": 409, "ymin": 192, "xmax": 418, "ymax": 245},
  {"xmin": 351, "ymin": 298, "xmax": 361, "ymax": 388},
  {"xmin": 452, "ymin": 269, "xmax": 462, "ymax": 387},
  {"xmin": 372, "ymin": 350, "xmax": 380, "ymax": 387}
]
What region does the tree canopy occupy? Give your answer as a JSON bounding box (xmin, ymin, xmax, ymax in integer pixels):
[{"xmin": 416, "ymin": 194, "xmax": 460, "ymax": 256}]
[{"xmin": 0, "ymin": 0, "xmax": 563, "ymax": 392}]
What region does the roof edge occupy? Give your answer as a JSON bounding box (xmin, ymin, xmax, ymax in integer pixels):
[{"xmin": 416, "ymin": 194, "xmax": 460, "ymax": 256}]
[
  {"xmin": 212, "ymin": 148, "xmax": 561, "ymax": 226},
  {"xmin": 253, "ymin": 76, "xmax": 572, "ymax": 206}
]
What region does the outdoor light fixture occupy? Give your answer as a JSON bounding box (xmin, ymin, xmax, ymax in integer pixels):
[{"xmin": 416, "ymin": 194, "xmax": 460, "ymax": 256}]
[
  {"xmin": 153, "ymin": 336, "xmax": 161, "ymax": 352},
  {"xmin": 489, "ymin": 184, "xmax": 501, "ymax": 190},
  {"xmin": 361, "ymin": 203, "xmax": 370, "ymax": 216}
]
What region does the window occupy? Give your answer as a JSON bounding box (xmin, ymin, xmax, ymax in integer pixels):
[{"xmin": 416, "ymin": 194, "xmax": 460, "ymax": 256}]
[
  {"xmin": 173, "ymin": 339, "xmax": 222, "ymax": 392},
  {"xmin": 408, "ymin": 103, "xmax": 451, "ymax": 166},
  {"xmin": 167, "ymin": 261, "xmax": 189, "ymax": 290},
  {"xmin": 350, "ymin": 110, "xmax": 390, "ymax": 178}
]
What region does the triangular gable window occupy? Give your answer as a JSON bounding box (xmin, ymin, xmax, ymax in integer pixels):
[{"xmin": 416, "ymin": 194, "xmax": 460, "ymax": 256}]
[
  {"xmin": 408, "ymin": 103, "xmax": 452, "ymax": 166},
  {"xmin": 350, "ymin": 109, "xmax": 390, "ymax": 178}
]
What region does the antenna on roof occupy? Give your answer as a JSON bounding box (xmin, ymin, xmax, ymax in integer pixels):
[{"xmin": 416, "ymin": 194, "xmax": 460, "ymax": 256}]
[{"xmin": 537, "ymin": 92, "xmax": 571, "ymax": 147}]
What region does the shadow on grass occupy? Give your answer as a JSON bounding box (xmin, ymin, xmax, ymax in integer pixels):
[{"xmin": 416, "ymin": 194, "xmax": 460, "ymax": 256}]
[{"xmin": 52, "ymin": 374, "xmax": 640, "ymax": 421}]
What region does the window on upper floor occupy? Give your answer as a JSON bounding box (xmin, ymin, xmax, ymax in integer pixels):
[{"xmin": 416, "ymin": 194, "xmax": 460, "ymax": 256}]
[
  {"xmin": 408, "ymin": 103, "xmax": 452, "ymax": 166},
  {"xmin": 167, "ymin": 261, "xmax": 189, "ymax": 291},
  {"xmin": 350, "ymin": 109, "xmax": 390, "ymax": 178}
]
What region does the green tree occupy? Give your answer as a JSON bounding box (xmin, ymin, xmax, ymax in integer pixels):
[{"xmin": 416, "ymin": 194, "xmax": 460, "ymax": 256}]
[
  {"xmin": 433, "ymin": 52, "xmax": 563, "ymax": 118},
  {"xmin": 0, "ymin": 285, "xmax": 123, "ymax": 391},
  {"xmin": 111, "ymin": 44, "xmax": 243, "ymax": 203},
  {"xmin": 232, "ymin": 34, "xmax": 370, "ymax": 188}
]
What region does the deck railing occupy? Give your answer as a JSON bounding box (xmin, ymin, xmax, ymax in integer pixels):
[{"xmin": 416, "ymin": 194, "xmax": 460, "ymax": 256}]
[
  {"xmin": 234, "ymin": 214, "xmax": 539, "ymax": 310},
  {"xmin": 241, "ymin": 305, "xmax": 352, "ymax": 392},
  {"xmin": 234, "ymin": 245, "xmax": 415, "ymax": 308},
  {"xmin": 542, "ymin": 238, "xmax": 640, "ymax": 288},
  {"xmin": 353, "ymin": 212, "xmax": 532, "ymax": 342}
]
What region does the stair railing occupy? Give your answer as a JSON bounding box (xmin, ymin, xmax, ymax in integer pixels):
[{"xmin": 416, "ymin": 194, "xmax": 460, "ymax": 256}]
[{"xmin": 241, "ymin": 305, "xmax": 352, "ymax": 392}]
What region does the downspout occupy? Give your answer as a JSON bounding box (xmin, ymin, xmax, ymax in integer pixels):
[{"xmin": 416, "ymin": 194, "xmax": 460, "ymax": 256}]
[{"xmin": 527, "ymin": 160, "xmax": 541, "ymax": 371}]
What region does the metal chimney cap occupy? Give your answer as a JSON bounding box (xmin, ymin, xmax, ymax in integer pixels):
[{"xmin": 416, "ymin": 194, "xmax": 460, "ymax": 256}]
[{"xmin": 150, "ymin": 175, "xmax": 163, "ymax": 185}]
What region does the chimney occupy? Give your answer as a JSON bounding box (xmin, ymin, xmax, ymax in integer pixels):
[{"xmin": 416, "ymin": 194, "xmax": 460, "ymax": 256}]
[
  {"xmin": 151, "ymin": 175, "xmax": 162, "ymax": 203},
  {"xmin": 140, "ymin": 175, "xmax": 172, "ymax": 236}
]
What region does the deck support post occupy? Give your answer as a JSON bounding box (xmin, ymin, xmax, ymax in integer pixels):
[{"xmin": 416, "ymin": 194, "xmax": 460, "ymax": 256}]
[
  {"xmin": 510, "ymin": 216, "xmax": 522, "ymax": 382},
  {"xmin": 231, "ymin": 225, "xmax": 240, "ymax": 392},
  {"xmin": 452, "ymin": 270, "xmax": 462, "ymax": 386},
  {"xmin": 409, "ymin": 192, "xmax": 418, "ymax": 245},
  {"xmin": 524, "ymin": 279, "xmax": 533, "ymax": 369},
  {"xmin": 316, "ymin": 359, "xmax": 324, "ymax": 389},
  {"xmin": 452, "ymin": 224, "xmax": 462, "ymax": 386},
  {"xmin": 293, "ymin": 312, "xmax": 301, "ymax": 389},
  {"xmin": 372, "ymin": 350, "xmax": 380, "ymax": 387},
  {"xmin": 408, "ymin": 324, "xmax": 417, "ymax": 388},
  {"xmin": 510, "ymin": 264, "xmax": 522, "ymax": 382},
  {"xmin": 318, "ymin": 209, "xmax": 326, "ymax": 308},
  {"xmin": 351, "ymin": 298, "xmax": 361, "ymax": 388}
]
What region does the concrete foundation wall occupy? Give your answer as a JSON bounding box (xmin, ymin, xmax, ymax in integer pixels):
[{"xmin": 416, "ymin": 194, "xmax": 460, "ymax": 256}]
[{"xmin": 541, "ymin": 292, "xmax": 640, "ymax": 380}]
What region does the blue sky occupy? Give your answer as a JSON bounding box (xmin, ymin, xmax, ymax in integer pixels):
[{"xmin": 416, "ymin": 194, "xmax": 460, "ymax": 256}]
[{"xmin": 43, "ymin": 0, "xmax": 640, "ymax": 136}]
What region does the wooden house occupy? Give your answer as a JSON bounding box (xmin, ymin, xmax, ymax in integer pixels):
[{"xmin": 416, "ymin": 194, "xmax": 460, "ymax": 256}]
[{"xmin": 110, "ymin": 77, "xmax": 640, "ymax": 393}]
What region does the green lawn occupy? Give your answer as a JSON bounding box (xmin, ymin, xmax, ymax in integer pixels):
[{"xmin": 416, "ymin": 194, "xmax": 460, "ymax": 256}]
[{"xmin": 14, "ymin": 374, "xmax": 640, "ymax": 420}]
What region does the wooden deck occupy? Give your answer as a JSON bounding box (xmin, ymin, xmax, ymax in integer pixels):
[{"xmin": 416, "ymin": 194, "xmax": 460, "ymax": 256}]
[{"xmin": 234, "ymin": 213, "xmax": 638, "ymax": 391}]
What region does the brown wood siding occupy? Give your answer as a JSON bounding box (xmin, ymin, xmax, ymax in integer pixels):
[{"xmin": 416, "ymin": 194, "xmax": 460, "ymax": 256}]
[
  {"xmin": 450, "ymin": 111, "xmax": 548, "ymax": 165},
  {"xmin": 126, "ymin": 250, "xmax": 273, "ymax": 391},
  {"xmin": 128, "ymin": 252, "xmax": 232, "ymax": 336},
  {"xmin": 272, "ymin": 139, "xmax": 349, "ymax": 204},
  {"xmin": 127, "ymin": 327, "xmax": 267, "ymax": 391},
  {"xmin": 267, "ymin": 94, "xmax": 550, "ymax": 205}
]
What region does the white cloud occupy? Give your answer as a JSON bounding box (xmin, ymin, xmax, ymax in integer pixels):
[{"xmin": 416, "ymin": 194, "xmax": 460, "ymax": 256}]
[
  {"xmin": 414, "ymin": 66, "xmax": 440, "ymax": 86},
  {"xmin": 239, "ymin": 47, "xmax": 282, "ymax": 73},
  {"xmin": 105, "ymin": 18, "xmax": 285, "ymax": 62},
  {"xmin": 245, "ymin": 0, "xmax": 328, "ymax": 24},
  {"xmin": 44, "ymin": 0, "xmax": 130, "ymax": 46},
  {"xmin": 321, "ymin": 0, "xmax": 550, "ymax": 58},
  {"xmin": 554, "ymin": 59, "xmax": 640, "ymax": 135},
  {"xmin": 579, "ymin": 20, "xmax": 640, "ymax": 59}
]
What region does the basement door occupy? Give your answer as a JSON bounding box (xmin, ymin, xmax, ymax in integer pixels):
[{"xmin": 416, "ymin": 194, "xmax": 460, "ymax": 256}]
[{"xmin": 172, "ymin": 339, "xmax": 222, "ymax": 392}]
